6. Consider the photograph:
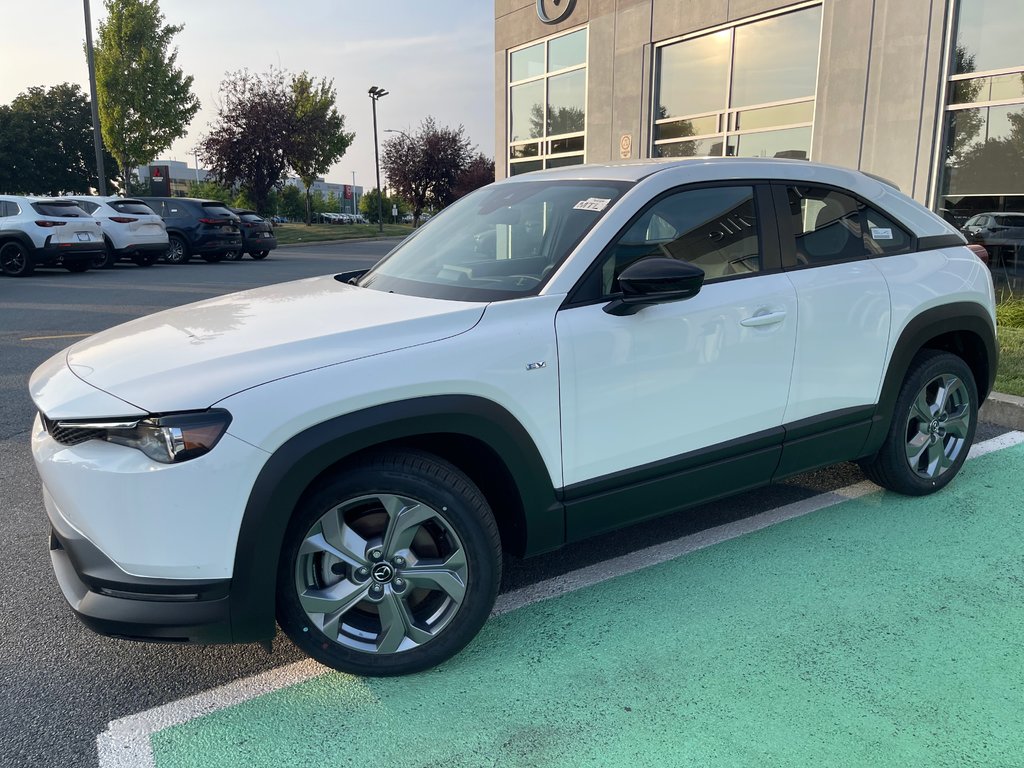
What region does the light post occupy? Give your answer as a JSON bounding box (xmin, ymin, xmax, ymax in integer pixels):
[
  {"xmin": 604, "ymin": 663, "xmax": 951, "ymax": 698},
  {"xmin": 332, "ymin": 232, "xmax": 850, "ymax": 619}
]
[
  {"xmin": 368, "ymin": 86, "xmax": 388, "ymax": 232},
  {"xmin": 83, "ymin": 0, "xmax": 107, "ymax": 195}
]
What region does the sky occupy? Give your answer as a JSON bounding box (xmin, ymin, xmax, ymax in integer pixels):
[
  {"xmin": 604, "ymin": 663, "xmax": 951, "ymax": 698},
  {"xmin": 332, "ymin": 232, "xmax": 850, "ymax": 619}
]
[{"xmin": 0, "ymin": 0, "xmax": 496, "ymax": 192}]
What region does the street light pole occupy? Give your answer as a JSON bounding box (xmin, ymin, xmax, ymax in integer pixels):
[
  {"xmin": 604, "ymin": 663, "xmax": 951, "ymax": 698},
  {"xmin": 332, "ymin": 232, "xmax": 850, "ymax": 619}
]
[
  {"xmin": 368, "ymin": 86, "xmax": 389, "ymax": 233},
  {"xmin": 83, "ymin": 0, "xmax": 107, "ymax": 196}
]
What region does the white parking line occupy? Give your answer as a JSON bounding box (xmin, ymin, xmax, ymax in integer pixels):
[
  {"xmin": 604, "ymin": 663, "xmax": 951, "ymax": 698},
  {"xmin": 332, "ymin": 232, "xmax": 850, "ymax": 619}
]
[{"xmin": 96, "ymin": 430, "xmax": 1024, "ymax": 768}]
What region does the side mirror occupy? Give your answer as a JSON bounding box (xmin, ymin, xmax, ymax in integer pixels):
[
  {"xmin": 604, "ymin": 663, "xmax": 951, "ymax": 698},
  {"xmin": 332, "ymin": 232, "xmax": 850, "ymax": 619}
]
[{"xmin": 603, "ymin": 257, "xmax": 705, "ymax": 316}]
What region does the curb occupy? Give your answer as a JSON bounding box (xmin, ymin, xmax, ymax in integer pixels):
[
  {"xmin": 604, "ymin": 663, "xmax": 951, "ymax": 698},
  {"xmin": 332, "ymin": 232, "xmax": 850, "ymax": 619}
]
[
  {"xmin": 275, "ymin": 235, "xmax": 405, "ymax": 250},
  {"xmin": 981, "ymin": 391, "xmax": 1024, "ymax": 430}
]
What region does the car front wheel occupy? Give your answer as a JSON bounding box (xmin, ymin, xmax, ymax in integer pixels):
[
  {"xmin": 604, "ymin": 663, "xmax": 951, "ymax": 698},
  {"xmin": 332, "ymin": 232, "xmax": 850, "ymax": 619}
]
[
  {"xmin": 166, "ymin": 235, "xmax": 189, "ymax": 264},
  {"xmin": 860, "ymin": 350, "xmax": 977, "ymax": 495},
  {"xmin": 250, "ymin": 250, "xmax": 269, "ymax": 260},
  {"xmin": 276, "ymin": 450, "xmax": 502, "ymax": 676}
]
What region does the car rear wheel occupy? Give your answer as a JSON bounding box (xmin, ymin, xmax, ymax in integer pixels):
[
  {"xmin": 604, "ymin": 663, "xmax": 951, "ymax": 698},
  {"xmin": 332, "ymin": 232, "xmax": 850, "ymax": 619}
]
[
  {"xmin": 166, "ymin": 235, "xmax": 189, "ymax": 264},
  {"xmin": 223, "ymin": 249, "xmax": 243, "ymax": 261},
  {"xmin": 276, "ymin": 450, "xmax": 502, "ymax": 676},
  {"xmin": 93, "ymin": 241, "xmax": 118, "ymax": 269},
  {"xmin": 250, "ymin": 250, "xmax": 269, "ymax": 260},
  {"xmin": 859, "ymin": 350, "xmax": 977, "ymax": 496},
  {"xmin": 0, "ymin": 241, "xmax": 33, "ymax": 276}
]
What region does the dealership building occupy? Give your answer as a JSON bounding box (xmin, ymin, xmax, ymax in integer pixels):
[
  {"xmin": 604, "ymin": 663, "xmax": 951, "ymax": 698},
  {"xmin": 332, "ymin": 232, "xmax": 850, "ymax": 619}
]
[{"xmin": 495, "ymin": 0, "xmax": 1024, "ymax": 223}]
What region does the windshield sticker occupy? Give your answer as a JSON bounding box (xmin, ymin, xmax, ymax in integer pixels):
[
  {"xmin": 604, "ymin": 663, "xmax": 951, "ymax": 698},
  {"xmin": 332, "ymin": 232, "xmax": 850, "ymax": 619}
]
[
  {"xmin": 870, "ymin": 227, "xmax": 893, "ymax": 240},
  {"xmin": 573, "ymin": 197, "xmax": 611, "ymax": 212}
]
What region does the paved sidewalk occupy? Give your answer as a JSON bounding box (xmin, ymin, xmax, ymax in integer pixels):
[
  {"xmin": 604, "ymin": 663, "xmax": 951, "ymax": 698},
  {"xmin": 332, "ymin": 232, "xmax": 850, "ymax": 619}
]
[{"xmin": 147, "ymin": 442, "xmax": 1024, "ymax": 768}]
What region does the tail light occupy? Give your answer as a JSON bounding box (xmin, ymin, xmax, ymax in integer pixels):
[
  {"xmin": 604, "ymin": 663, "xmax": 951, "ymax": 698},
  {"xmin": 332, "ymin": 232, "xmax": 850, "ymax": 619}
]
[
  {"xmin": 244, "ymin": 222, "xmax": 255, "ymax": 227},
  {"xmin": 109, "ymin": 216, "xmax": 138, "ymax": 224},
  {"xmin": 198, "ymin": 217, "xmax": 224, "ymax": 225},
  {"xmin": 35, "ymin": 220, "xmax": 67, "ymax": 227}
]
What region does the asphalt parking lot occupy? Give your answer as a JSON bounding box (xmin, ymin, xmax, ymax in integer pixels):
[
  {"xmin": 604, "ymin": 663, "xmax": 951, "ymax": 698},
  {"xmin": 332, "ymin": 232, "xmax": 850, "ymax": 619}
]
[{"xmin": 0, "ymin": 240, "xmax": 1014, "ymax": 767}]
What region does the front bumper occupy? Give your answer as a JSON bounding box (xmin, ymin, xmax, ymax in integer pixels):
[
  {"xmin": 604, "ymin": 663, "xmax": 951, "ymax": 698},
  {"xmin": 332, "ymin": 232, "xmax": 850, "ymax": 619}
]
[{"xmin": 49, "ymin": 518, "xmax": 233, "ymax": 644}]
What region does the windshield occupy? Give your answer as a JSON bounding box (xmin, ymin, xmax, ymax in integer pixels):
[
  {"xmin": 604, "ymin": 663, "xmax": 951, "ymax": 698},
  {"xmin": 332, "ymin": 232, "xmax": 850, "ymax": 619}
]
[{"xmin": 359, "ymin": 179, "xmax": 632, "ymax": 301}]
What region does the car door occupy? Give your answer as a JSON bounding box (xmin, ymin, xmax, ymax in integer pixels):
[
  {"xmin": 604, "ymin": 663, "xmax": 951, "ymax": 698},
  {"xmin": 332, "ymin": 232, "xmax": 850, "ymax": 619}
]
[
  {"xmin": 772, "ymin": 183, "xmax": 893, "ymax": 476},
  {"xmin": 555, "ymin": 183, "xmax": 798, "ymax": 540}
]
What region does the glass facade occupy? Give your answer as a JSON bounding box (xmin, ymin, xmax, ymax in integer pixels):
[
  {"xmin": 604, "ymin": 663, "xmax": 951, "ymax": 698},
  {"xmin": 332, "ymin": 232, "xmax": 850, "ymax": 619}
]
[
  {"xmin": 653, "ymin": 5, "xmax": 821, "ymax": 161},
  {"xmin": 938, "ymin": 0, "xmax": 1024, "ymax": 233},
  {"xmin": 508, "ymin": 28, "xmax": 587, "ymax": 176}
]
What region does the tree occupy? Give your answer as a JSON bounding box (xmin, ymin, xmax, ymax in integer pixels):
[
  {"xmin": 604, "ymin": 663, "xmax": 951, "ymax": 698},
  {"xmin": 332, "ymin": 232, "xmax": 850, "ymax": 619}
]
[
  {"xmin": 186, "ymin": 179, "xmax": 233, "ymax": 203},
  {"xmin": 198, "ymin": 69, "xmax": 294, "ymax": 215},
  {"xmin": 453, "ymin": 152, "xmax": 495, "ymax": 200},
  {"xmin": 278, "ymin": 185, "xmax": 305, "ymax": 220},
  {"xmin": 381, "ymin": 117, "xmax": 474, "ymax": 226},
  {"xmin": 0, "ymin": 84, "xmax": 118, "ymax": 195},
  {"xmin": 359, "ymin": 188, "xmax": 406, "ymax": 224},
  {"xmin": 287, "ymin": 73, "xmax": 354, "ymax": 225},
  {"xmin": 94, "ymin": 0, "xmax": 200, "ymax": 194}
]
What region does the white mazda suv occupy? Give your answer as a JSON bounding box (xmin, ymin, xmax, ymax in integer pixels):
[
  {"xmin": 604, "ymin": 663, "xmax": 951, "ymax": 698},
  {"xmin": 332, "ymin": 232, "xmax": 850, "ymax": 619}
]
[{"xmin": 29, "ymin": 159, "xmax": 997, "ymax": 676}]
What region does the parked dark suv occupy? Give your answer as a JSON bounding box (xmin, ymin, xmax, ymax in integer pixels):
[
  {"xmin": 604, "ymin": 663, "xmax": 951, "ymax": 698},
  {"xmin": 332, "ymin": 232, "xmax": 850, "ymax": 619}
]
[
  {"xmin": 961, "ymin": 212, "xmax": 1024, "ymax": 269},
  {"xmin": 137, "ymin": 197, "xmax": 242, "ymax": 264},
  {"xmin": 228, "ymin": 209, "xmax": 278, "ymax": 260}
]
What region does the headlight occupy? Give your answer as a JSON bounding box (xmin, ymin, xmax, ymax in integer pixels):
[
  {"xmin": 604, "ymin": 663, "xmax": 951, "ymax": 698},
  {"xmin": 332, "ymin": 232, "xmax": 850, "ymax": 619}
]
[{"xmin": 49, "ymin": 409, "xmax": 232, "ymax": 463}]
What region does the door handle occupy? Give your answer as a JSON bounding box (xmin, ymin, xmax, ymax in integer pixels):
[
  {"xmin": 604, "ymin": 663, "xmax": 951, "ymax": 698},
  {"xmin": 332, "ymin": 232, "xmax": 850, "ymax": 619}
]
[{"xmin": 740, "ymin": 310, "xmax": 787, "ymax": 327}]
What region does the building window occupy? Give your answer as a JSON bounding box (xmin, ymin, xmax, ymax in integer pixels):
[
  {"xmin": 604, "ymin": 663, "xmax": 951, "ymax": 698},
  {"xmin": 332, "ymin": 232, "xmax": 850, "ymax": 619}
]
[
  {"xmin": 937, "ymin": 0, "xmax": 1024, "ymax": 228},
  {"xmin": 508, "ymin": 28, "xmax": 587, "ymax": 176},
  {"xmin": 653, "ymin": 5, "xmax": 821, "ymax": 161}
]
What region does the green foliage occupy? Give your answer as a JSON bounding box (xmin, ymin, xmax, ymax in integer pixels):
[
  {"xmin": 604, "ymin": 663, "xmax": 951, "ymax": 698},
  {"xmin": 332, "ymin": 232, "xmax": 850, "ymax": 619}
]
[
  {"xmin": 94, "ymin": 0, "xmax": 200, "ymax": 193},
  {"xmin": 186, "ymin": 180, "xmax": 232, "ymax": 203},
  {"xmin": 278, "ymin": 185, "xmax": 305, "ymax": 220},
  {"xmin": 359, "ymin": 188, "xmax": 406, "ymax": 224},
  {"xmin": 995, "ymin": 326, "xmax": 1024, "ymax": 397},
  {"xmin": 288, "ymin": 73, "xmax": 354, "ymax": 224},
  {"xmin": 997, "ymin": 298, "xmax": 1024, "ymax": 329},
  {"xmin": 0, "ymin": 84, "xmax": 118, "ymax": 195},
  {"xmin": 232, "ymin": 189, "xmax": 255, "ymax": 210}
]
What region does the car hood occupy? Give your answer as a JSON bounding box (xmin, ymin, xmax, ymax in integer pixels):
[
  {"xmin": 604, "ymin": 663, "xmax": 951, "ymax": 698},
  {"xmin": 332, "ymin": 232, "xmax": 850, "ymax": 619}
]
[{"xmin": 55, "ymin": 275, "xmax": 486, "ymax": 413}]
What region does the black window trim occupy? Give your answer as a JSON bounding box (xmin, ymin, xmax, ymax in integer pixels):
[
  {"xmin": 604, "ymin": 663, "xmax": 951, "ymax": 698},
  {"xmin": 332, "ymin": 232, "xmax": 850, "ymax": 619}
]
[{"xmin": 561, "ymin": 179, "xmax": 781, "ymax": 310}]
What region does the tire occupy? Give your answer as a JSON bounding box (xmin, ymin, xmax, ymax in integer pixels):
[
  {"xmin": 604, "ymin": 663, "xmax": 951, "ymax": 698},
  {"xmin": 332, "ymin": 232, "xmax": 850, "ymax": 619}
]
[
  {"xmin": 276, "ymin": 450, "xmax": 502, "ymax": 677},
  {"xmin": 859, "ymin": 350, "xmax": 978, "ymax": 496},
  {"xmin": 132, "ymin": 254, "xmax": 157, "ymax": 267},
  {"xmin": 250, "ymin": 250, "xmax": 269, "ymax": 260},
  {"xmin": 93, "ymin": 242, "xmax": 118, "ymax": 269},
  {"xmin": 166, "ymin": 235, "xmax": 190, "ymax": 264},
  {"xmin": 202, "ymin": 254, "xmax": 225, "ymax": 263},
  {"xmin": 65, "ymin": 262, "xmax": 91, "ymax": 273},
  {"xmin": 0, "ymin": 240, "xmax": 34, "ymax": 276},
  {"xmin": 222, "ymin": 249, "xmax": 243, "ymax": 261}
]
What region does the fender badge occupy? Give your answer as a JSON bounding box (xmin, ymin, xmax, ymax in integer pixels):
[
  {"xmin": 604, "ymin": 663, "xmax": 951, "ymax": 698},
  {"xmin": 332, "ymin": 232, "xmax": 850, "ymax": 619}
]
[{"xmin": 526, "ymin": 362, "xmax": 547, "ymax": 371}]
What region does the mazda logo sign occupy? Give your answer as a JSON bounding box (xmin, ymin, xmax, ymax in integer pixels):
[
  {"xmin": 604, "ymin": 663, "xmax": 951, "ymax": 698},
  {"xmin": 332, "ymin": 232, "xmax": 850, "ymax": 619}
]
[{"xmin": 537, "ymin": 0, "xmax": 576, "ymax": 24}]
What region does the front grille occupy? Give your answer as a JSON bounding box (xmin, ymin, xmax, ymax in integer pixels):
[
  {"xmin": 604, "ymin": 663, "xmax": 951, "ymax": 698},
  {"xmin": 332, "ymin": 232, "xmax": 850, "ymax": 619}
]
[{"xmin": 40, "ymin": 415, "xmax": 106, "ymax": 446}]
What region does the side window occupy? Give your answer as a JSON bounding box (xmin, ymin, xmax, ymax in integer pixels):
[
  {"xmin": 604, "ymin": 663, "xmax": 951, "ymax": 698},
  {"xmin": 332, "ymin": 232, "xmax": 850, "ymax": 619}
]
[
  {"xmin": 77, "ymin": 201, "xmax": 98, "ymax": 214},
  {"xmin": 164, "ymin": 202, "xmax": 182, "ymax": 216},
  {"xmin": 588, "ymin": 185, "xmax": 761, "ymax": 298},
  {"xmin": 0, "ymin": 202, "xmax": 8, "ymax": 218},
  {"xmin": 784, "ymin": 185, "xmax": 911, "ymax": 265},
  {"xmin": 863, "ymin": 207, "xmax": 913, "ymax": 256}
]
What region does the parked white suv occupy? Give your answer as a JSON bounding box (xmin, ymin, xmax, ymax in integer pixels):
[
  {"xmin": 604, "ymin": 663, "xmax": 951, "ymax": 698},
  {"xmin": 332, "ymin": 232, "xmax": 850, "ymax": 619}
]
[
  {"xmin": 0, "ymin": 196, "xmax": 105, "ymax": 276},
  {"xmin": 29, "ymin": 159, "xmax": 997, "ymax": 676},
  {"xmin": 62, "ymin": 196, "xmax": 168, "ymax": 268}
]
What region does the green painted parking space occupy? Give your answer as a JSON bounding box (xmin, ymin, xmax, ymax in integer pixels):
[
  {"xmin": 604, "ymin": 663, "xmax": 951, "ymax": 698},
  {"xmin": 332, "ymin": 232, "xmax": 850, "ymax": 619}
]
[{"xmin": 151, "ymin": 444, "xmax": 1024, "ymax": 767}]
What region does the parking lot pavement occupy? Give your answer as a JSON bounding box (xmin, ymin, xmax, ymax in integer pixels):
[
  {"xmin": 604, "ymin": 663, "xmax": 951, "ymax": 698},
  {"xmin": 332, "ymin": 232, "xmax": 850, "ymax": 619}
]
[{"xmin": 97, "ymin": 434, "xmax": 1024, "ymax": 768}]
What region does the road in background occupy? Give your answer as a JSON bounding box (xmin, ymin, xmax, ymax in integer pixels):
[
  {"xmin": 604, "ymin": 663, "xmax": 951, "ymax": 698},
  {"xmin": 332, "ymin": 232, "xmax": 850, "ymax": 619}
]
[{"xmin": 0, "ymin": 241, "xmax": 1008, "ymax": 766}]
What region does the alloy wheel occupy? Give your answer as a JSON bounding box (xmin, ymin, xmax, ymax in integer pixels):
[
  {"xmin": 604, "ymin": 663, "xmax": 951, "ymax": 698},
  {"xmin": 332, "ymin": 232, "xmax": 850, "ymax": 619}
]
[
  {"xmin": 294, "ymin": 493, "xmax": 468, "ymax": 655},
  {"xmin": 904, "ymin": 372, "xmax": 971, "ymax": 479}
]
